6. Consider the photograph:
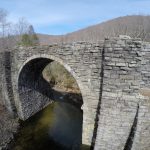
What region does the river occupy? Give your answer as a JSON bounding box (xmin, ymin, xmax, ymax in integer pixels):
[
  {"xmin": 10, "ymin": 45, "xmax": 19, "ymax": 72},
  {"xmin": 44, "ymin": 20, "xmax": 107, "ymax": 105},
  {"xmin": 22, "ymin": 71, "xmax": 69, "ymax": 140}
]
[{"xmin": 10, "ymin": 101, "xmax": 90, "ymax": 150}]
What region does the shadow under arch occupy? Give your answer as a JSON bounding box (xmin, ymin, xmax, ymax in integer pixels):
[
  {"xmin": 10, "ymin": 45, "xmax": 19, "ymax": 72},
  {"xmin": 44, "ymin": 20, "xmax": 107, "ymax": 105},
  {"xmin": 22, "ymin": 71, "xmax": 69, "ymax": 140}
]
[
  {"xmin": 17, "ymin": 54, "xmax": 84, "ymax": 120},
  {"xmin": 17, "ymin": 54, "xmax": 84, "ymax": 92}
]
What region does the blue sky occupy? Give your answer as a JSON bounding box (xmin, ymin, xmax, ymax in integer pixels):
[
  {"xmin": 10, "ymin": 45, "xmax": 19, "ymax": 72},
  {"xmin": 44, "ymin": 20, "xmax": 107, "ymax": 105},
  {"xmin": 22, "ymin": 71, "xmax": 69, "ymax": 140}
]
[{"xmin": 1, "ymin": 0, "xmax": 150, "ymax": 35}]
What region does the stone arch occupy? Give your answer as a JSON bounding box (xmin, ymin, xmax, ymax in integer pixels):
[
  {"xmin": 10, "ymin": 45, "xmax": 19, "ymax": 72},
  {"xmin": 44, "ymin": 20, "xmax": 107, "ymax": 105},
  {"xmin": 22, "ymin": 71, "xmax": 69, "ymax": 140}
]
[
  {"xmin": 17, "ymin": 54, "xmax": 84, "ymax": 120},
  {"xmin": 15, "ymin": 52, "xmax": 97, "ymax": 146}
]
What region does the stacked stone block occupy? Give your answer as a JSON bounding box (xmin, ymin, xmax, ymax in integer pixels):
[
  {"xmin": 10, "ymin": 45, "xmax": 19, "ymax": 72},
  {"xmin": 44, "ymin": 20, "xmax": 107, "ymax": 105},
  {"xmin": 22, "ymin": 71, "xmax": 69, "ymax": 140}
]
[
  {"xmin": 0, "ymin": 37, "xmax": 150, "ymax": 149},
  {"xmin": 132, "ymin": 42, "xmax": 150, "ymax": 150},
  {"xmin": 10, "ymin": 43, "xmax": 102, "ymax": 146},
  {"xmin": 94, "ymin": 37, "xmax": 142, "ymax": 150}
]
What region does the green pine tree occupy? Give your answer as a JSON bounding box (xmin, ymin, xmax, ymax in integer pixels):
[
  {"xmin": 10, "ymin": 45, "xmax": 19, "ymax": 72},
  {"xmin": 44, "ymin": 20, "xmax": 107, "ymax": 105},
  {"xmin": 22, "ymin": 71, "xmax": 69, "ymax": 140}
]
[
  {"xmin": 31, "ymin": 33, "xmax": 39, "ymax": 45},
  {"xmin": 19, "ymin": 25, "xmax": 39, "ymax": 46},
  {"xmin": 20, "ymin": 34, "xmax": 32, "ymax": 46}
]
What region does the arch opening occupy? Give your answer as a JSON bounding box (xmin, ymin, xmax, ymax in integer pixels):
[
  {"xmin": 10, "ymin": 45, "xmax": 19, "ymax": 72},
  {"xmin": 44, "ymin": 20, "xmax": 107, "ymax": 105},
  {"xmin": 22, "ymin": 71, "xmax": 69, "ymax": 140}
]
[{"xmin": 17, "ymin": 57, "xmax": 84, "ymax": 149}]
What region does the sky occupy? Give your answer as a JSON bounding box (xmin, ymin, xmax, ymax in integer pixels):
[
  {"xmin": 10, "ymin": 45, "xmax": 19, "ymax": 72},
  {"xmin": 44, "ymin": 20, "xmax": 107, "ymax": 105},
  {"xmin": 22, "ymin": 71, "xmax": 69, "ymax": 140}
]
[{"xmin": 1, "ymin": 0, "xmax": 150, "ymax": 35}]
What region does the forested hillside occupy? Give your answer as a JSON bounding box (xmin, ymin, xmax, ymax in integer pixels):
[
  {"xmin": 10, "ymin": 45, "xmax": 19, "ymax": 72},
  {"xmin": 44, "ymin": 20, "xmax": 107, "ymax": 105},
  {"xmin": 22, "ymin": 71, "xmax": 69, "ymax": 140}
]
[
  {"xmin": 1, "ymin": 15, "xmax": 150, "ymax": 48},
  {"xmin": 38, "ymin": 15, "xmax": 150, "ymax": 44}
]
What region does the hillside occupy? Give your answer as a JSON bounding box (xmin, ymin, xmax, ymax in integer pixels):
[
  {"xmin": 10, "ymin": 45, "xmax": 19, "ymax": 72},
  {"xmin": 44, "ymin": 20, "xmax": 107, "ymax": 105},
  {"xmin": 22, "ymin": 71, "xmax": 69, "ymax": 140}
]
[
  {"xmin": 0, "ymin": 15, "xmax": 150, "ymax": 49},
  {"xmin": 38, "ymin": 15, "xmax": 150, "ymax": 44},
  {"xmin": 37, "ymin": 34, "xmax": 62, "ymax": 45}
]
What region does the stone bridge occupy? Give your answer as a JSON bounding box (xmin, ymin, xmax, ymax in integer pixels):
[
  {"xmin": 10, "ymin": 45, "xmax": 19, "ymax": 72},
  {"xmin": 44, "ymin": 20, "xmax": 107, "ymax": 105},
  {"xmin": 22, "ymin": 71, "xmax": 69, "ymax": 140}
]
[{"xmin": 0, "ymin": 36, "xmax": 150, "ymax": 150}]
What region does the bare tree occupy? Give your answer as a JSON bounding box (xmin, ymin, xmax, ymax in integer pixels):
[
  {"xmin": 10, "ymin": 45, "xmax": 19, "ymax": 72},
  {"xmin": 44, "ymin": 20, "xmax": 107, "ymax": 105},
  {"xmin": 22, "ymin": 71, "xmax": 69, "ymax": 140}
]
[
  {"xmin": 0, "ymin": 8, "xmax": 11, "ymax": 49},
  {"xmin": 0, "ymin": 8, "xmax": 8, "ymax": 33},
  {"xmin": 15, "ymin": 17, "xmax": 29, "ymax": 35},
  {"xmin": 19, "ymin": 24, "xmax": 39, "ymax": 46}
]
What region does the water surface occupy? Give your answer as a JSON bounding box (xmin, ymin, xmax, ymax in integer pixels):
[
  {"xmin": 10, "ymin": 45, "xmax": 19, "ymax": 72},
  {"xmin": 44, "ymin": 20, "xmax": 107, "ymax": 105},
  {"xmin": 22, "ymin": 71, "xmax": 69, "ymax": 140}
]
[{"xmin": 11, "ymin": 102, "xmax": 85, "ymax": 150}]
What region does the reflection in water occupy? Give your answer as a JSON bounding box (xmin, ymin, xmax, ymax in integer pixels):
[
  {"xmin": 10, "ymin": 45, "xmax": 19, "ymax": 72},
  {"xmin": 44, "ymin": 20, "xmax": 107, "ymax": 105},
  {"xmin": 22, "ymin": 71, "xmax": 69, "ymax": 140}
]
[
  {"xmin": 49, "ymin": 103, "xmax": 82, "ymax": 149},
  {"xmin": 11, "ymin": 102, "xmax": 86, "ymax": 150}
]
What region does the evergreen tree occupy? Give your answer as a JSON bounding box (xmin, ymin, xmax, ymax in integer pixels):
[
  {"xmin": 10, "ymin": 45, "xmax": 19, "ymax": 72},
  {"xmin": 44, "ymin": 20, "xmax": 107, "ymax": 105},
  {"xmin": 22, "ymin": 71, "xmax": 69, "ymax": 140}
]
[
  {"xmin": 31, "ymin": 33, "xmax": 39, "ymax": 45},
  {"xmin": 28, "ymin": 25, "xmax": 34, "ymax": 35},
  {"xmin": 20, "ymin": 34, "xmax": 32, "ymax": 46},
  {"xmin": 20, "ymin": 25, "xmax": 39, "ymax": 46}
]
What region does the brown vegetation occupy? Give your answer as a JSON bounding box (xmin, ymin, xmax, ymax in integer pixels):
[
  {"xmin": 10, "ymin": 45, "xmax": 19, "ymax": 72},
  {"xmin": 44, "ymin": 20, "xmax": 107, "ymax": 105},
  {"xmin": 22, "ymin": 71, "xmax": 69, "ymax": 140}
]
[
  {"xmin": 1, "ymin": 15, "xmax": 150, "ymax": 50},
  {"xmin": 43, "ymin": 61, "xmax": 80, "ymax": 92},
  {"xmin": 37, "ymin": 15, "xmax": 150, "ymax": 45}
]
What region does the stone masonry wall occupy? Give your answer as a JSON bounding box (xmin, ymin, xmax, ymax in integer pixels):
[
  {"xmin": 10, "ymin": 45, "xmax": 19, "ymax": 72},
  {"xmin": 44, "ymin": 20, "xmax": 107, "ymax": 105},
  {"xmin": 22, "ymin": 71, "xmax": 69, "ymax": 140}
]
[
  {"xmin": 0, "ymin": 52, "xmax": 4, "ymax": 105},
  {"xmin": 10, "ymin": 42, "xmax": 103, "ymax": 146},
  {"xmin": 0, "ymin": 37, "xmax": 150, "ymax": 149},
  {"xmin": 94, "ymin": 37, "xmax": 142, "ymax": 150},
  {"xmin": 132, "ymin": 42, "xmax": 150, "ymax": 150},
  {"xmin": 0, "ymin": 51, "xmax": 16, "ymax": 114}
]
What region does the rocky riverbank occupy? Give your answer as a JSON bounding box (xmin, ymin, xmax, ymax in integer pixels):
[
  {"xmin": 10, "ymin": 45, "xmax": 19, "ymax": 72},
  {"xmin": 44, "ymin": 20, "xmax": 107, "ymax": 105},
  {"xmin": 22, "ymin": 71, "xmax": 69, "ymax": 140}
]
[{"xmin": 0, "ymin": 105, "xmax": 19, "ymax": 150}]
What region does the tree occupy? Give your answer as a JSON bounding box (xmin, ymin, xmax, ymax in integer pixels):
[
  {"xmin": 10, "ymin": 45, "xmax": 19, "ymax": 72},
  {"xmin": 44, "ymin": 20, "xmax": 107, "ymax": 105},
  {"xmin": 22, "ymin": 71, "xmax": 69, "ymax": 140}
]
[
  {"xmin": 19, "ymin": 25, "xmax": 39, "ymax": 46},
  {"xmin": 20, "ymin": 34, "xmax": 32, "ymax": 46},
  {"xmin": 31, "ymin": 33, "xmax": 39, "ymax": 45},
  {"xmin": 0, "ymin": 8, "xmax": 12, "ymax": 49},
  {"xmin": 15, "ymin": 17, "xmax": 29, "ymax": 35},
  {"xmin": 0, "ymin": 8, "xmax": 8, "ymax": 36},
  {"xmin": 28, "ymin": 25, "xmax": 34, "ymax": 35},
  {"xmin": 28, "ymin": 25, "xmax": 39, "ymax": 45}
]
